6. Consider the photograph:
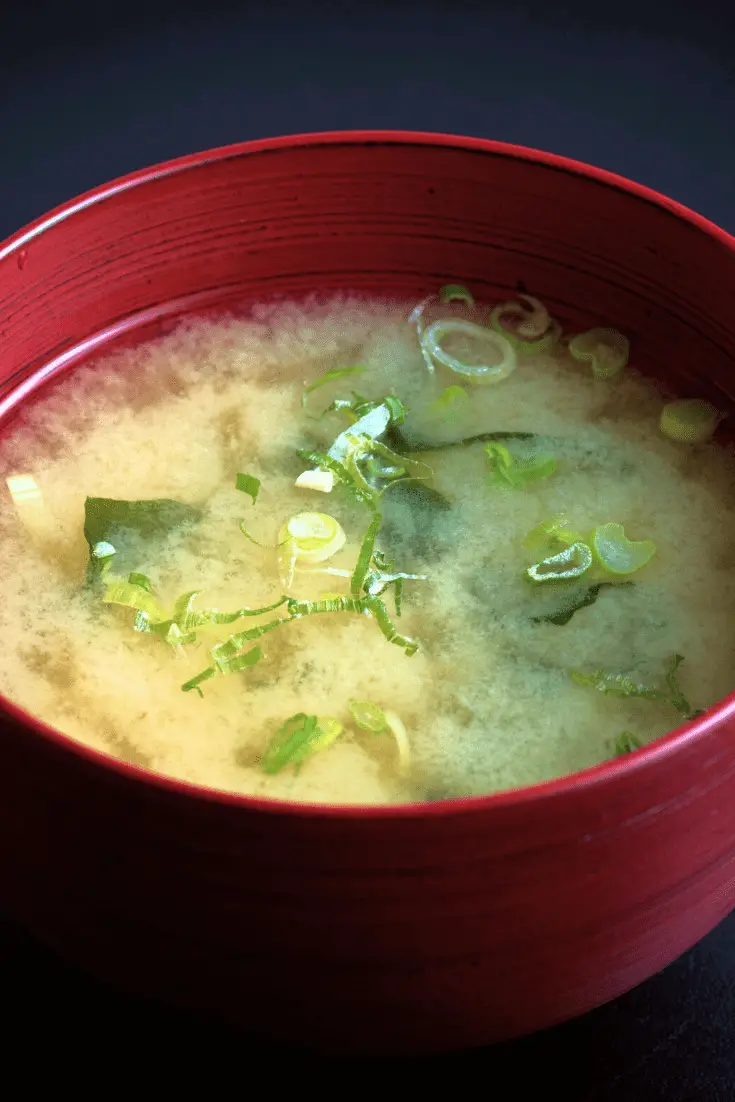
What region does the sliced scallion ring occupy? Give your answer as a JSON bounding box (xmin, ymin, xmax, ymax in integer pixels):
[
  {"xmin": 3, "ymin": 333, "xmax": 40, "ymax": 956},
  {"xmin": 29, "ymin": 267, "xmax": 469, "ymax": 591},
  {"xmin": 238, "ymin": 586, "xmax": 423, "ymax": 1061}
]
[
  {"xmin": 590, "ymin": 522, "xmax": 656, "ymax": 575},
  {"xmin": 439, "ymin": 284, "xmax": 474, "ymax": 306},
  {"xmin": 278, "ymin": 512, "xmax": 346, "ymax": 565},
  {"xmin": 408, "ymin": 295, "xmax": 437, "ymax": 374},
  {"xmin": 421, "ymin": 319, "xmax": 516, "ymax": 384},
  {"xmin": 568, "ymin": 328, "xmax": 629, "ymax": 379},
  {"xmin": 522, "ymin": 515, "xmax": 582, "ymax": 553},
  {"xmin": 489, "ymin": 295, "xmax": 561, "ymax": 355},
  {"xmin": 526, "ymin": 541, "xmax": 594, "ymax": 582},
  {"xmin": 349, "ymin": 700, "xmax": 388, "ymax": 733},
  {"xmin": 659, "ymin": 399, "xmax": 720, "ymax": 444}
]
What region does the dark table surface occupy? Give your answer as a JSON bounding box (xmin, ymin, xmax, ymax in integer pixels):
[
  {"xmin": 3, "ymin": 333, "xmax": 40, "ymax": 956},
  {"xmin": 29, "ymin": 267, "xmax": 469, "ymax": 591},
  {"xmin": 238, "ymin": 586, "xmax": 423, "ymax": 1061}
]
[{"xmin": 1, "ymin": 1, "xmax": 733, "ymax": 1093}]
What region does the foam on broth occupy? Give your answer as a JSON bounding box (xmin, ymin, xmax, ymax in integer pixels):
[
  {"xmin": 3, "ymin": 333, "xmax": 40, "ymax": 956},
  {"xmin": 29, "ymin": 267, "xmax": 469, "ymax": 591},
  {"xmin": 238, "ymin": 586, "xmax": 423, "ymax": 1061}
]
[{"xmin": 1, "ymin": 294, "xmax": 734, "ymax": 804}]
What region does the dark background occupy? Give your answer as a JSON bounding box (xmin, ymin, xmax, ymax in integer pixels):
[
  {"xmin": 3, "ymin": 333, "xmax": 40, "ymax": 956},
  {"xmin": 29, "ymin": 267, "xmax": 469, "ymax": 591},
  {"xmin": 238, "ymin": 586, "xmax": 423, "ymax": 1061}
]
[{"xmin": 0, "ymin": 1, "xmax": 733, "ymax": 1094}]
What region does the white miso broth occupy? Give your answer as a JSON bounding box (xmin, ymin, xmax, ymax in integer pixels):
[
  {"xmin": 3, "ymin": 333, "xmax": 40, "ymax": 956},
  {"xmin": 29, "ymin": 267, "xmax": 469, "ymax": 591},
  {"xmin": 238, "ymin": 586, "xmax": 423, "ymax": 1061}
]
[{"xmin": 0, "ymin": 290, "xmax": 734, "ymax": 805}]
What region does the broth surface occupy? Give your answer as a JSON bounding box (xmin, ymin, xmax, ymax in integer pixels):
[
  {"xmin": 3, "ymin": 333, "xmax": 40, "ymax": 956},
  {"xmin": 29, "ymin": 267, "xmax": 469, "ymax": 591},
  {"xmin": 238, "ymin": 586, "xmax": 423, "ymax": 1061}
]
[{"xmin": 0, "ymin": 294, "xmax": 733, "ymax": 803}]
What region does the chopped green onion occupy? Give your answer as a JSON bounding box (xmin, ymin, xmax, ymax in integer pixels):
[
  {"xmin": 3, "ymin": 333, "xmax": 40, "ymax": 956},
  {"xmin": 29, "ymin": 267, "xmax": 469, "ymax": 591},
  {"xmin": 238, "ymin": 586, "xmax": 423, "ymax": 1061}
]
[
  {"xmin": 135, "ymin": 593, "xmax": 290, "ymax": 650},
  {"xmin": 568, "ymin": 328, "xmax": 629, "ymax": 379},
  {"xmin": 613, "ymin": 731, "xmax": 643, "ymax": 755},
  {"xmin": 485, "ymin": 442, "xmax": 556, "ymax": 489},
  {"xmin": 324, "ymin": 392, "xmax": 406, "ymax": 426},
  {"xmin": 287, "ymin": 594, "xmax": 418, "ymax": 656},
  {"xmin": 364, "ymin": 439, "xmax": 433, "ymax": 489},
  {"xmin": 103, "ymin": 579, "xmax": 166, "ymax": 621},
  {"xmin": 182, "ymin": 642, "xmax": 265, "ymax": 696},
  {"xmin": 495, "ymin": 294, "xmax": 549, "ymax": 339},
  {"xmin": 362, "ymin": 549, "xmax": 425, "ymax": 611},
  {"xmin": 523, "ymin": 514, "xmax": 582, "ymax": 553},
  {"xmin": 348, "ymin": 697, "xmax": 411, "ymax": 768},
  {"xmin": 421, "ymin": 319, "xmax": 517, "ymax": 385},
  {"xmin": 296, "ymin": 450, "xmax": 374, "ymax": 507},
  {"xmin": 660, "ymin": 399, "xmax": 720, "ymax": 444},
  {"xmin": 531, "ymin": 581, "xmax": 633, "ymax": 626},
  {"xmin": 239, "ymin": 522, "xmax": 271, "ymax": 549},
  {"xmin": 384, "ymin": 709, "xmax": 411, "ymax": 771},
  {"xmin": 590, "ymin": 522, "xmax": 656, "ymax": 575},
  {"xmin": 144, "ymin": 619, "xmax": 197, "ymax": 647},
  {"xmin": 235, "ymin": 473, "xmax": 261, "ymax": 504},
  {"xmin": 526, "ymin": 541, "xmax": 593, "ymax": 583},
  {"xmin": 365, "ymin": 457, "xmax": 406, "ymax": 481},
  {"xmin": 260, "ymin": 713, "xmax": 344, "ymax": 774},
  {"xmin": 363, "ymin": 566, "xmax": 426, "ymax": 601},
  {"xmin": 324, "ymin": 396, "xmax": 361, "ymax": 421},
  {"xmin": 328, "ymin": 405, "xmax": 393, "ymax": 463},
  {"xmin": 489, "ymin": 295, "xmax": 561, "ymax": 354},
  {"xmin": 210, "ymin": 639, "xmax": 264, "ymax": 674},
  {"xmin": 409, "ymin": 295, "xmax": 439, "ymax": 374},
  {"xmin": 349, "ymin": 700, "xmax": 388, "ymax": 733},
  {"xmin": 429, "ymin": 385, "xmax": 469, "ymax": 420},
  {"xmin": 570, "ymin": 668, "xmax": 665, "ymax": 702},
  {"xmin": 278, "ymin": 512, "xmax": 347, "ymax": 565},
  {"xmin": 301, "ymin": 366, "xmax": 367, "ymax": 408},
  {"xmin": 439, "ymin": 284, "xmax": 474, "ymax": 306},
  {"xmin": 393, "ymin": 576, "xmax": 404, "ymax": 617},
  {"xmin": 128, "ymin": 572, "xmax": 154, "ymax": 592},
  {"xmin": 181, "ymin": 666, "xmax": 218, "ymax": 696},
  {"xmin": 365, "ymin": 595, "xmax": 418, "ymax": 655},
  {"xmin": 383, "ymin": 395, "xmax": 407, "ymax": 425},
  {"xmin": 570, "ymin": 654, "xmax": 700, "ymax": 720},
  {"xmin": 296, "ymin": 396, "xmax": 414, "ymax": 507},
  {"xmin": 351, "ymin": 512, "xmax": 383, "ymax": 598},
  {"xmin": 172, "ymin": 593, "xmax": 290, "ymax": 631}
]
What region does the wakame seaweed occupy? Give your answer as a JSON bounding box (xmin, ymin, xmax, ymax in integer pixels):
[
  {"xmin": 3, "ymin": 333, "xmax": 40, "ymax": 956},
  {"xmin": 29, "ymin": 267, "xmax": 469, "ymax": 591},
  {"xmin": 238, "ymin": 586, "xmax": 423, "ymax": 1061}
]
[
  {"xmin": 384, "ymin": 426, "xmax": 536, "ymax": 454},
  {"xmin": 531, "ymin": 582, "xmax": 633, "ymax": 626},
  {"xmin": 83, "ymin": 496, "xmax": 202, "ymax": 584}
]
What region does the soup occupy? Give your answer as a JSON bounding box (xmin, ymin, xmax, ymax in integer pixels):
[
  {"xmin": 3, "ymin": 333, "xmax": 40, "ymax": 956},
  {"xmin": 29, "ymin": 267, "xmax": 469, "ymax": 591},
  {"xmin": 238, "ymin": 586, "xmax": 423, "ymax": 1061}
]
[{"xmin": 0, "ymin": 289, "xmax": 733, "ymax": 804}]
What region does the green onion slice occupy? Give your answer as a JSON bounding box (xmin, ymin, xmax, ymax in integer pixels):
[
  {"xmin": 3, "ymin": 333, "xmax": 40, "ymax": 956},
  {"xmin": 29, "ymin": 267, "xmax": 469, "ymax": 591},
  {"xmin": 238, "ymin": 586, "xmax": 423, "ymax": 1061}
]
[
  {"xmin": 526, "ymin": 541, "xmax": 594, "ymax": 582},
  {"xmin": 489, "ymin": 295, "xmax": 561, "ymax": 354},
  {"xmin": 260, "ymin": 713, "xmax": 344, "ymax": 774},
  {"xmin": 349, "ymin": 700, "xmax": 388, "ymax": 733},
  {"xmin": 589, "ymin": 522, "xmax": 656, "ymax": 575},
  {"xmin": 659, "ymin": 399, "xmax": 720, "ymax": 444},
  {"xmin": 301, "ymin": 366, "xmax": 366, "ymax": 408},
  {"xmin": 568, "ymin": 328, "xmax": 629, "ymax": 379},
  {"xmin": 485, "ymin": 442, "xmax": 556, "ymax": 489},
  {"xmin": 439, "ymin": 284, "xmax": 474, "ymax": 306},
  {"xmin": 523, "ymin": 515, "xmax": 582, "ymax": 553},
  {"xmin": 278, "ymin": 512, "xmax": 346, "ymax": 565},
  {"xmin": 421, "ymin": 319, "xmax": 517, "ymax": 385},
  {"xmin": 429, "ymin": 385, "xmax": 469, "ymax": 420}
]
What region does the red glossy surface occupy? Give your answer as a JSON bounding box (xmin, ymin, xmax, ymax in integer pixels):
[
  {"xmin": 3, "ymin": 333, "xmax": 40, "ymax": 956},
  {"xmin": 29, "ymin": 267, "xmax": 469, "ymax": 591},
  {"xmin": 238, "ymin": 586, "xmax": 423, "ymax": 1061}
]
[{"xmin": 0, "ymin": 132, "xmax": 734, "ymax": 1053}]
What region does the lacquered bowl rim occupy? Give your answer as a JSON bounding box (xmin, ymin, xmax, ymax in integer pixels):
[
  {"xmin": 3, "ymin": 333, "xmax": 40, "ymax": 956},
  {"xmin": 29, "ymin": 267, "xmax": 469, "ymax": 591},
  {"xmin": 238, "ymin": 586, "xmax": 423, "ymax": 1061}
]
[{"xmin": 2, "ymin": 127, "xmax": 735, "ymax": 820}]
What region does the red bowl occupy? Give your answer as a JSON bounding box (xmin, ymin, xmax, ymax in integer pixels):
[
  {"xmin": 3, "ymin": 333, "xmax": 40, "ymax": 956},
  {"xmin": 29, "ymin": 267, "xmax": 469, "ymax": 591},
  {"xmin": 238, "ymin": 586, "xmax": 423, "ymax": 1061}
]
[{"xmin": 1, "ymin": 131, "xmax": 734, "ymax": 1054}]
